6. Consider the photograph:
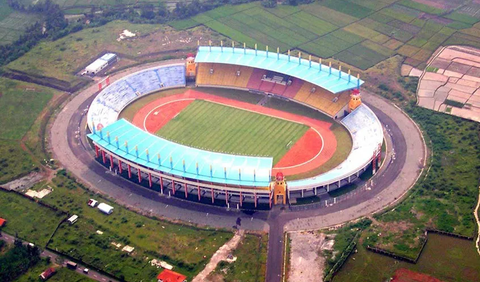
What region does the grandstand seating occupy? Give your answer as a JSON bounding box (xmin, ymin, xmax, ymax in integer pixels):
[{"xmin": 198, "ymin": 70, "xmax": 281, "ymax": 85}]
[
  {"xmin": 302, "ymin": 88, "xmax": 350, "ymax": 117},
  {"xmin": 292, "ymin": 82, "xmax": 312, "ymax": 102},
  {"xmin": 196, "ymin": 63, "xmax": 254, "ymax": 89},
  {"xmin": 288, "ymin": 104, "xmax": 383, "ymax": 190},
  {"xmin": 87, "ymin": 64, "xmax": 185, "ymax": 130}
]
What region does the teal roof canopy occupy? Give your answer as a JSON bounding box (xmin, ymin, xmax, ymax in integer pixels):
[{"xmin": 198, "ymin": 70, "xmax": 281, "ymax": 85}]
[
  {"xmin": 195, "ymin": 46, "xmax": 363, "ymax": 93},
  {"xmin": 88, "ymin": 119, "xmax": 273, "ymax": 187}
]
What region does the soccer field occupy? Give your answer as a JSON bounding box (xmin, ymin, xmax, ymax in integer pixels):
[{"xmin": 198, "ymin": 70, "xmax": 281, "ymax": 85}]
[{"xmin": 156, "ymin": 100, "xmax": 309, "ymax": 164}]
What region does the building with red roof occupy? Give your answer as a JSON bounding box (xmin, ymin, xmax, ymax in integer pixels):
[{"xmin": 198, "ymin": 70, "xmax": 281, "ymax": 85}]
[
  {"xmin": 157, "ymin": 269, "xmax": 187, "ymax": 282},
  {"xmin": 0, "ymin": 218, "xmax": 6, "ymax": 227},
  {"xmin": 39, "ymin": 267, "xmax": 56, "ymax": 280}
]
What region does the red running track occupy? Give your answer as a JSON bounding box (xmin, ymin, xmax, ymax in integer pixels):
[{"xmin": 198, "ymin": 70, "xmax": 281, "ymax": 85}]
[{"xmin": 131, "ymin": 89, "xmax": 338, "ymax": 176}]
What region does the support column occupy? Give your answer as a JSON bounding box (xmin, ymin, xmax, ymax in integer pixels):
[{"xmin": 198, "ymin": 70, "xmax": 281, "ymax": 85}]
[
  {"xmin": 137, "ymin": 168, "xmax": 142, "ymax": 183},
  {"xmin": 225, "ymin": 190, "xmax": 228, "ymax": 205},
  {"xmin": 127, "ymin": 164, "xmax": 132, "ymax": 178},
  {"xmin": 172, "ymin": 180, "xmax": 176, "ymax": 194},
  {"xmin": 118, "ymin": 159, "xmax": 122, "ymax": 174},
  {"xmin": 211, "ymin": 188, "xmax": 214, "ymax": 203},
  {"xmin": 184, "ymin": 183, "xmax": 188, "ymax": 198},
  {"xmin": 254, "ymin": 192, "xmax": 257, "ymax": 208},
  {"xmin": 269, "ymin": 192, "xmax": 272, "ymax": 209},
  {"xmin": 197, "ymin": 185, "xmax": 201, "ymax": 201},
  {"xmin": 160, "ymin": 177, "xmax": 164, "ymax": 194},
  {"xmin": 148, "ymin": 173, "xmax": 152, "ymax": 187},
  {"xmin": 109, "ymin": 155, "xmax": 114, "ymax": 169},
  {"xmin": 101, "ymin": 150, "xmax": 106, "ymax": 163},
  {"xmin": 239, "ymin": 191, "xmax": 243, "ymax": 207},
  {"xmin": 95, "ymin": 145, "xmax": 99, "ymax": 158}
]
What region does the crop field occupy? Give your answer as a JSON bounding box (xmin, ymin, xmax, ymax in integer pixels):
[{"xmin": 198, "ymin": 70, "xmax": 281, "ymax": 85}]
[
  {"xmin": 0, "ymin": 189, "xmax": 65, "ymax": 247},
  {"xmin": 156, "ymin": 100, "xmax": 309, "ymax": 164},
  {"xmin": 171, "ymin": 1, "xmax": 480, "ymax": 70},
  {"xmin": 44, "ymin": 171, "xmax": 234, "ymax": 281},
  {"xmin": 0, "ymin": 7, "xmax": 41, "ymax": 46}
]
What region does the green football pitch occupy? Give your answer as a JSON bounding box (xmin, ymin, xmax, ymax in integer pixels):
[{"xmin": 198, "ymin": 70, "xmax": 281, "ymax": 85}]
[{"xmin": 156, "ymin": 100, "xmax": 309, "ymax": 164}]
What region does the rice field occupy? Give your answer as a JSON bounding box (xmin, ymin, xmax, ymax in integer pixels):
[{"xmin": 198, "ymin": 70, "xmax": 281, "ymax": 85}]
[
  {"xmin": 155, "ymin": 100, "xmax": 309, "ymax": 164},
  {"xmin": 0, "ymin": 7, "xmax": 41, "ymax": 46},
  {"xmin": 169, "ymin": 0, "xmax": 480, "ymax": 70}
]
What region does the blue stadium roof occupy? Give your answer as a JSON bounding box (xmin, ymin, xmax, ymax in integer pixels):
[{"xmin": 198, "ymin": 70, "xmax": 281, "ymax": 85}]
[
  {"xmin": 195, "ymin": 46, "xmax": 363, "ymax": 93},
  {"xmin": 88, "ymin": 119, "xmax": 273, "ymax": 187}
]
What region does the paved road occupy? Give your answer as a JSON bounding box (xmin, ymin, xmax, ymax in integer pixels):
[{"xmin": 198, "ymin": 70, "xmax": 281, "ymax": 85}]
[
  {"xmin": 0, "ymin": 232, "xmax": 116, "ymax": 282},
  {"xmin": 50, "ymin": 62, "xmax": 426, "ymax": 282}
]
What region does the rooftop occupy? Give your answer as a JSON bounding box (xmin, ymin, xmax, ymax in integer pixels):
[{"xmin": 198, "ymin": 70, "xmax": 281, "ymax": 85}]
[
  {"xmin": 195, "ymin": 46, "xmax": 363, "ymax": 93},
  {"xmin": 87, "ymin": 119, "xmax": 273, "ymax": 187},
  {"xmin": 157, "ymin": 269, "xmax": 187, "ymax": 282}
]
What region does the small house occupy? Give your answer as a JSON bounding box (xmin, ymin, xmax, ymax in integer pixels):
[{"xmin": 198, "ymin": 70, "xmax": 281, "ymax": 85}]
[
  {"xmin": 88, "ymin": 199, "xmax": 98, "ymax": 207},
  {"xmin": 67, "ymin": 215, "xmax": 78, "ymax": 225},
  {"xmin": 0, "ymin": 218, "xmax": 6, "ymax": 227},
  {"xmin": 97, "ymin": 203, "xmax": 114, "ymax": 215},
  {"xmin": 39, "ymin": 267, "xmax": 56, "ymax": 280},
  {"xmin": 157, "ymin": 269, "xmax": 187, "ymax": 282}
]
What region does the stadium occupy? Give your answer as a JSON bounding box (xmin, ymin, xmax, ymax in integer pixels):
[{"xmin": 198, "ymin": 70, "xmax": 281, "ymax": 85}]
[{"xmin": 86, "ymin": 44, "xmax": 383, "ymax": 209}]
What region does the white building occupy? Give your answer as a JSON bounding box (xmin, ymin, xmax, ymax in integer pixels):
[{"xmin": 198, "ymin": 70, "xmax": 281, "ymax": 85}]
[
  {"xmin": 67, "ymin": 215, "xmax": 78, "ymax": 225},
  {"xmin": 85, "ymin": 53, "xmax": 118, "ymax": 75},
  {"xmin": 97, "ymin": 203, "xmax": 114, "ymax": 215}
]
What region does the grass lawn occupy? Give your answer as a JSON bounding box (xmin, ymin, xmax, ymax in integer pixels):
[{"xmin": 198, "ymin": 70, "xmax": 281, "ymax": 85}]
[
  {"xmin": 0, "ymin": 140, "xmax": 38, "ymax": 184},
  {"xmin": 0, "ymin": 77, "xmax": 58, "ymax": 183},
  {"xmin": 0, "ymin": 78, "xmax": 53, "ymax": 140},
  {"xmin": 156, "ymin": 100, "xmax": 309, "ymax": 164},
  {"xmin": 0, "ymin": 189, "xmax": 65, "ymax": 247},
  {"xmin": 362, "ymin": 107, "xmax": 480, "ymax": 259},
  {"xmin": 43, "ymin": 171, "xmax": 233, "ymax": 281},
  {"xmin": 208, "ymin": 234, "xmax": 268, "ymax": 282}
]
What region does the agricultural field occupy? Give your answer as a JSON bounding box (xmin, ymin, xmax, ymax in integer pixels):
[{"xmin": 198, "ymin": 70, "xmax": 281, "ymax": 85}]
[
  {"xmin": 170, "ymin": 1, "xmax": 480, "ymax": 70},
  {"xmin": 156, "ymin": 100, "xmax": 309, "ymax": 164},
  {"xmin": 0, "ymin": 77, "xmax": 59, "ymax": 183},
  {"xmin": 0, "ymin": 1, "xmax": 41, "ymax": 46},
  {"xmin": 43, "ymin": 171, "xmax": 234, "ymax": 281},
  {"xmin": 0, "ymin": 189, "xmax": 66, "ymax": 247}
]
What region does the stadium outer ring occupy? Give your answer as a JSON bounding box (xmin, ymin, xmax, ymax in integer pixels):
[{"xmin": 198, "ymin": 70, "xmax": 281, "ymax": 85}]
[
  {"xmin": 50, "ymin": 59, "xmax": 426, "ymax": 282},
  {"xmin": 86, "ymin": 64, "xmax": 381, "ymax": 209}
]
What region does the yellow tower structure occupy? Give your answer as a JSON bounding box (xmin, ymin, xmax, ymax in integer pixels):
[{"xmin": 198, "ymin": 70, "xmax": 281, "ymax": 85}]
[
  {"xmin": 348, "ymin": 89, "xmax": 362, "ymax": 113},
  {"xmin": 270, "ymin": 172, "xmax": 287, "ymax": 205},
  {"xmin": 185, "ymin": 53, "xmax": 196, "ymax": 79}
]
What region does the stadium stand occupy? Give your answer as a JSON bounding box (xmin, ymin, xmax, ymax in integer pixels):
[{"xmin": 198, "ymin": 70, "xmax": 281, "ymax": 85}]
[
  {"xmin": 288, "ymin": 104, "xmax": 383, "ymax": 190},
  {"xmin": 87, "ymin": 64, "xmax": 185, "ymax": 130},
  {"xmin": 88, "ymin": 119, "xmax": 272, "ymax": 187},
  {"xmin": 303, "ymin": 88, "xmax": 350, "ymax": 117},
  {"xmin": 196, "ymin": 63, "xmax": 254, "ymax": 89}
]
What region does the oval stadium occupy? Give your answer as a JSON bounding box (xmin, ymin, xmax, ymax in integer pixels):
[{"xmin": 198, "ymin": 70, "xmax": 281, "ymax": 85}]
[{"xmin": 86, "ymin": 45, "xmax": 384, "ymax": 209}]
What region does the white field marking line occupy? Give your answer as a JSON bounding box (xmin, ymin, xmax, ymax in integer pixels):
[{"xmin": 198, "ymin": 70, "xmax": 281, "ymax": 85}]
[
  {"xmin": 143, "ymin": 98, "xmax": 196, "ymax": 131},
  {"xmin": 475, "ymin": 186, "xmax": 480, "ymax": 256},
  {"xmin": 143, "ymin": 97, "xmax": 325, "ymax": 168},
  {"xmin": 275, "ymin": 127, "xmax": 324, "ymax": 169}
]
